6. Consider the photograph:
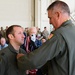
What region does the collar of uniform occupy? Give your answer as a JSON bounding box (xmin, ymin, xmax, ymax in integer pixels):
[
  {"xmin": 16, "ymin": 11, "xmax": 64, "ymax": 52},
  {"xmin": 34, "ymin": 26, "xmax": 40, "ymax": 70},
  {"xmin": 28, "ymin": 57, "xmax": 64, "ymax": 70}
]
[
  {"xmin": 8, "ymin": 44, "xmax": 20, "ymax": 54},
  {"xmin": 61, "ymin": 19, "xmax": 72, "ymax": 27},
  {"xmin": 51, "ymin": 19, "xmax": 72, "ymax": 34}
]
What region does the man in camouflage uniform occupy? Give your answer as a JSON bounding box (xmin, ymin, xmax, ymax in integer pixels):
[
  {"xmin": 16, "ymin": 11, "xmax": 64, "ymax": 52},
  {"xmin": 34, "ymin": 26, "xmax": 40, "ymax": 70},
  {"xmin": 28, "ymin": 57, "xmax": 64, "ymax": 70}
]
[
  {"xmin": 0, "ymin": 25, "xmax": 26, "ymax": 75},
  {"xmin": 17, "ymin": 1, "xmax": 75, "ymax": 75}
]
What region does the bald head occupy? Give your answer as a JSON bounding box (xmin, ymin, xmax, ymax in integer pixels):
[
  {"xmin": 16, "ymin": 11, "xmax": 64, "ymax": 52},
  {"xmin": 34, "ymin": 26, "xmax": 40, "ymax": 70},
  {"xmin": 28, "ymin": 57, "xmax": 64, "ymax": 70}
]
[{"xmin": 29, "ymin": 27, "xmax": 37, "ymax": 36}]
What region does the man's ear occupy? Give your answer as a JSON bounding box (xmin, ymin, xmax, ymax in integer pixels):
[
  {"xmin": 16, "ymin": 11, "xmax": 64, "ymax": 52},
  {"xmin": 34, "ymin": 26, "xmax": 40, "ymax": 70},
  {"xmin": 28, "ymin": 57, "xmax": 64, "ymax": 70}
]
[
  {"xmin": 56, "ymin": 11, "xmax": 61, "ymax": 19},
  {"xmin": 8, "ymin": 34, "xmax": 14, "ymax": 39},
  {"xmin": 55, "ymin": 12, "xmax": 59, "ymax": 18}
]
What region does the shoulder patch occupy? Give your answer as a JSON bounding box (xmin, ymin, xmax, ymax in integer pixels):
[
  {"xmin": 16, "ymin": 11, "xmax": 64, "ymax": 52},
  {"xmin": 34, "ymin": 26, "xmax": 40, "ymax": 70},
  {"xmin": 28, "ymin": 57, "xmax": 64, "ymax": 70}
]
[{"xmin": 48, "ymin": 34, "xmax": 54, "ymax": 39}]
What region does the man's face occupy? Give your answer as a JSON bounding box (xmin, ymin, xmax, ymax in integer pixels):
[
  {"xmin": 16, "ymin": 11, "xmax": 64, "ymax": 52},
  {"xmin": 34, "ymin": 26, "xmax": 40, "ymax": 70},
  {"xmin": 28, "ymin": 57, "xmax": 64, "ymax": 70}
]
[
  {"xmin": 29, "ymin": 29, "xmax": 37, "ymax": 36},
  {"xmin": 11, "ymin": 27, "xmax": 25, "ymax": 46},
  {"xmin": 48, "ymin": 10, "xmax": 59, "ymax": 29}
]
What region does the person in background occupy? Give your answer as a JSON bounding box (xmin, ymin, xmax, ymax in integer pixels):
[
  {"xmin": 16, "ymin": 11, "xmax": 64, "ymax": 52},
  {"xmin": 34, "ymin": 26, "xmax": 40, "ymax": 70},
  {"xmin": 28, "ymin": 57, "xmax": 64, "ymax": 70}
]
[
  {"xmin": 41, "ymin": 38, "xmax": 46, "ymax": 44},
  {"xmin": 4, "ymin": 26, "xmax": 9, "ymax": 44},
  {"xmin": 0, "ymin": 37, "xmax": 8, "ymax": 50},
  {"xmin": 17, "ymin": 1, "xmax": 75, "ymax": 75},
  {"xmin": 25, "ymin": 27, "xmax": 29, "ymax": 36},
  {"xmin": 0, "ymin": 25, "xmax": 26, "ymax": 75},
  {"xmin": 26, "ymin": 27, "xmax": 42, "ymax": 53},
  {"xmin": 0, "ymin": 27, "xmax": 5, "ymax": 37},
  {"xmin": 25, "ymin": 27, "xmax": 42, "ymax": 75},
  {"xmin": 36, "ymin": 27, "xmax": 42, "ymax": 40},
  {"xmin": 42, "ymin": 27, "xmax": 49, "ymax": 40}
]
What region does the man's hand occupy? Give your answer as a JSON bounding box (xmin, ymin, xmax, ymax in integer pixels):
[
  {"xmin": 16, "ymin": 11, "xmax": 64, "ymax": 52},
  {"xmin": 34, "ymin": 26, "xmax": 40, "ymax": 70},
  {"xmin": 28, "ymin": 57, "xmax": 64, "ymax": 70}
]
[{"xmin": 17, "ymin": 53, "xmax": 24, "ymax": 59}]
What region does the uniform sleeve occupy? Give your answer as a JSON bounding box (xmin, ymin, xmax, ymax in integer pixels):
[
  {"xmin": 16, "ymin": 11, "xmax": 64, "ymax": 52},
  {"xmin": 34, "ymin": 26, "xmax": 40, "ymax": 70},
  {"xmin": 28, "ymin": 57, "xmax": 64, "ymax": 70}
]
[
  {"xmin": 0, "ymin": 54, "xmax": 7, "ymax": 75},
  {"xmin": 17, "ymin": 34, "xmax": 66, "ymax": 70},
  {"xmin": 40, "ymin": 61, "xmax": 49, "ymax": 75}
]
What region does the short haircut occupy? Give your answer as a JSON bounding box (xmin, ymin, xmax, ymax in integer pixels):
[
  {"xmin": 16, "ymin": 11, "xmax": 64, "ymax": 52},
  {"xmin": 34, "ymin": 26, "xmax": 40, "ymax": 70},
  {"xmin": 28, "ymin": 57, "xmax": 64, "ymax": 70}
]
[
  {"xmin": 44, "ymin": 27, "xmax": 46, "ymax": 29},
  {"xmin": 6, "ymin": 25, "xmax": 21, "ymax": 39},
  {"xmin": 47, "ymin": 1, "xmax": 70, "ymax": 16}
]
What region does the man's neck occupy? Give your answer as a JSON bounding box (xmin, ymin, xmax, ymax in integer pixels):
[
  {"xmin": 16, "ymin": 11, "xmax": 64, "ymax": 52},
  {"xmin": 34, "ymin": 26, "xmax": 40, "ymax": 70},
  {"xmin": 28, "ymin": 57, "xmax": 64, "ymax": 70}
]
[{"xmin": 10, "ymin": 42, "xmax": 20, "ymax": 51}]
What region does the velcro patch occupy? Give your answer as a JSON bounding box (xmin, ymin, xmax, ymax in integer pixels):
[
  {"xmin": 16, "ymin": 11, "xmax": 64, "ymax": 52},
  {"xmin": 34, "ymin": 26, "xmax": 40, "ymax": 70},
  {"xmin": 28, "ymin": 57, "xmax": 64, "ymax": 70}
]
[{"xmin": 48, "ymin": 34, "xmax": 54, "ymax": 39}]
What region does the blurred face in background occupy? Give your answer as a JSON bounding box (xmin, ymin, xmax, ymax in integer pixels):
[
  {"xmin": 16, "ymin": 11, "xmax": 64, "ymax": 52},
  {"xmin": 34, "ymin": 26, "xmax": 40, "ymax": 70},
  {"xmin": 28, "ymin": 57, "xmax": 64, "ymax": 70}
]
[
  {"xmin": 29, "ymin": 27, "xmax": 37, "ymax": 36},
  {"xmin": 29, "ymin": 27, "xmax": 37, "ymax": 42},
  {"xmin": 0, "ymin": 37, "xmax": 6, "ymax": 46}
]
